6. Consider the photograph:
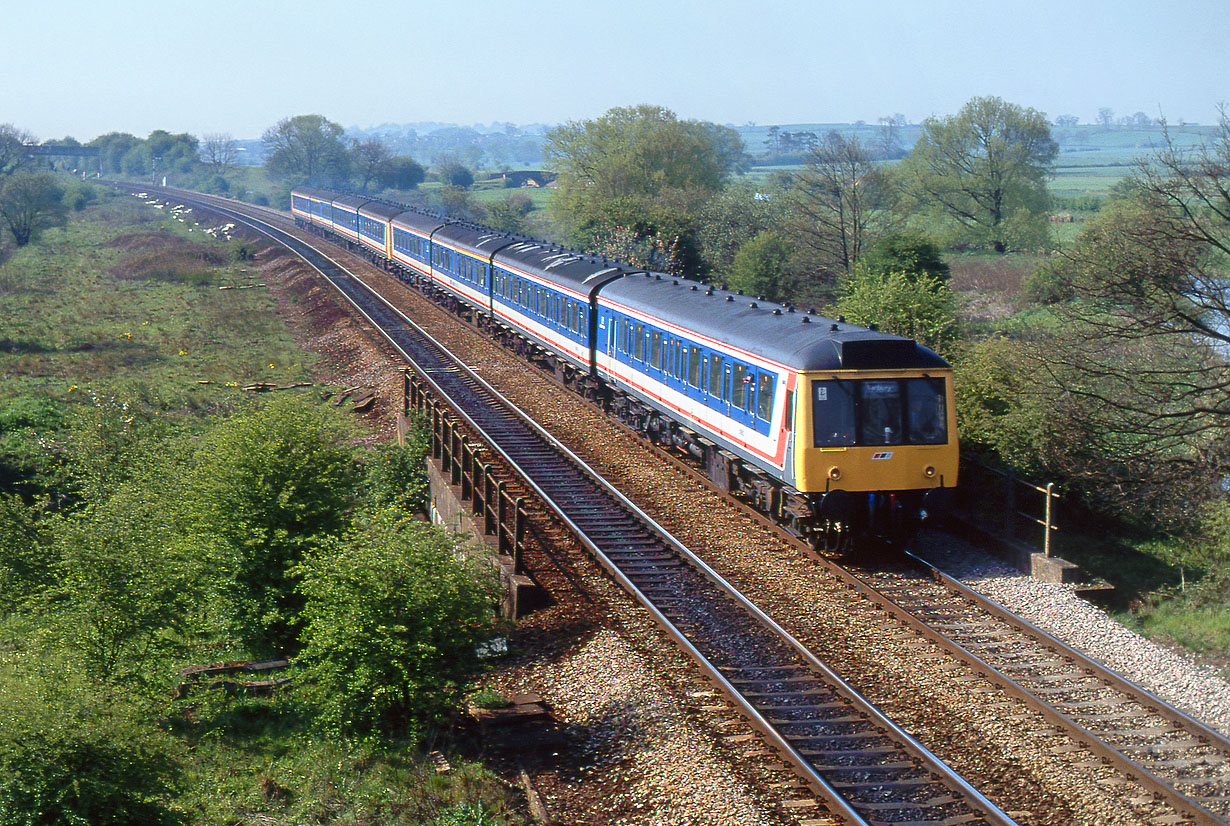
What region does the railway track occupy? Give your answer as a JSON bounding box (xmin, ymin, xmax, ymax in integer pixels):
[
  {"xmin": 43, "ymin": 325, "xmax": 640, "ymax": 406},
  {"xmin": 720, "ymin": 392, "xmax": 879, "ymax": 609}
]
[
  {"xmin": 128, "ymin": 185, "xmax": 1230, "ymax": 824},
  {"xmin": 132, "ymin": 185, "xmax": 1021, "ymax": 825}
]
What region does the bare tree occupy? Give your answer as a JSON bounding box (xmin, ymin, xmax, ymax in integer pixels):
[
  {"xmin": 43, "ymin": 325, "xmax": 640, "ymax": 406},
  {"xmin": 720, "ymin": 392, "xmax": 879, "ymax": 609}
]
[
  {"xmin": 1097, "ymin": 107, "xmax": 1115, "ymax": 130},
  {"xmin": 1023, "ymin": 106, "xmax": 1230, "ymax": 523},
  {"xmin": 200, "ymin": 132, "xmax": 238, "ymax": 171},
  {"xmin": 0, "ymin": 124, "xmax": 35, "ymax": 175},
  {"xmin": 353, "ymin": 138, "xmax": 392, "ymax": 191},
  {"xmin": 782, "ymin": 132, "xmax": 895, "ymax": 277}
]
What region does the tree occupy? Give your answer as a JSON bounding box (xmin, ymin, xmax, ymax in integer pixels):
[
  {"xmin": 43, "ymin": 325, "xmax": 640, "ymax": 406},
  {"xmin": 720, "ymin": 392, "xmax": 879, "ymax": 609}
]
[
  {"xmin": 200, "ymin": 132, "xmax": 238, "ymax": 171},
  {"xmin": 1054, "ymin": 114, "xmax": 1080, "ymax": 128},
  {"xmin": 374, "ymin": 156, "xmax": 425, "ymax": 191},
  {"xmin": 1097, "ymin": 107, "xmax": 1116, "ymax": 130},
  {"xmin": 0, "ymin": 172, "xmax": 67, "ymax": 246},
  {"xmin": 545, "ymin": 104, "xmax": 743, "ymax": 229},
  {"xmin": 727, "ymin": 231, "xmax": 793, "ymax": 302},
  {"xmin": 1017, "ymin": 107, "xmax": 1230, "ymax": 526},
  {"xmin": 262, "ymin": 114, "xmax": 351, "ymax": 185},
  {"xmin": 0, "ymin": 124, "xmax": 34, "ymax": 175},
  {"xmin": 782, "ymin": 131, "xmax": 896, "ymax": 277},
  {"xmin": 437, "ymin": 158, "xmax": 474, "ymax": 188},
  {"xmin": 696, "ymin": 181, "xmax": 777, "ymax": 274},
  {"xmin": 483, "ymin": 192, "xmax": 534, "ymax": 235},
  {"xmin": 296, "ymin": 513, "xmax": 496, "ymax": 735},
  {"xmin": 353, "ymin": 138, "xmax": 391, "ymax": 191},
  {"xmin": 187, "ymin": 395, "xmax": 360, "ymax": 655},
  {"xmin": 898, "ymin": 96, "xmax": 1057, "ymax": 252},
  {"xmin": 830, "ymin": 265, "xmax": 958, "ymax": 354},
  {"xmin": 878, "ymin": 113, "xmax": 907, "ymax": 159},
  {"xmin": 88, "ymin": 132, "xmax": 141, "ymax": 175},
  {"xmin": 856, "ymin": 232, "xmax": 950, "ymax": 282}
]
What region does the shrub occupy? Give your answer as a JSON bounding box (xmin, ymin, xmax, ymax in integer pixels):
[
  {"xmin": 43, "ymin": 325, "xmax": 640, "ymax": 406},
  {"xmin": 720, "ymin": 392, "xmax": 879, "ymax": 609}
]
[
  {"xmin": 830, "ymin": 265, "xmax": 959, "ymax": 354},
  {"xmin": 363, "ymin": 419, "xmax": 431, "ymax": 513},
  {"xmin": 0, "ymin": 656, "xmax": 182, "ymax": 826},
  {"xmin": 296, "ymin": 513, "xmax": 496, "ymax": 736},
  {"xmin": 188, "ymin": 395, "xmax": 360, "ymax": 656}
]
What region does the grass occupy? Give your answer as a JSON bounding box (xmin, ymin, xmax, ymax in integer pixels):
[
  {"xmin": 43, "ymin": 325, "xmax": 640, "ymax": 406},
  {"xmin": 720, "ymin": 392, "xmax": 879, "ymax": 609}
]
[
  {"xmin": 0, "ymin": 190, "xmax": 314, "ymax": 415},
  {"xmin": 0, "ymin": 185, "xmax": 524, "ymax": 824}
]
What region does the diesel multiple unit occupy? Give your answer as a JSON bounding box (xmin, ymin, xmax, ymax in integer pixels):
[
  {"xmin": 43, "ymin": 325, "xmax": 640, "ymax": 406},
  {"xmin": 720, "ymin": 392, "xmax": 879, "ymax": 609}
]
[{"xmin": 292, "ymin": 186, "xmax": 958, "ymax": 550}]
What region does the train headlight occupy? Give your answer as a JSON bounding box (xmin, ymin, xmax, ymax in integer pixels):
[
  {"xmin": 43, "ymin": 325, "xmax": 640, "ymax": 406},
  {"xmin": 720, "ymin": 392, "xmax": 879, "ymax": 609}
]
[
  {"xmin": 924, "ymin": 465, "xmax": 936, "ymax": 478},
  {"xmin": 828, "ymin": 467, "xmax": 842, "ymax": 480}
]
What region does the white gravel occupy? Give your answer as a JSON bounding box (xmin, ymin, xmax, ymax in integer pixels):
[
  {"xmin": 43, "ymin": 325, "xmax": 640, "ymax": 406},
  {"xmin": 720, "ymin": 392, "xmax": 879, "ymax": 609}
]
[{"xmin": 920, "ymin": 531, "xmax": 1230, "ymax": 736}]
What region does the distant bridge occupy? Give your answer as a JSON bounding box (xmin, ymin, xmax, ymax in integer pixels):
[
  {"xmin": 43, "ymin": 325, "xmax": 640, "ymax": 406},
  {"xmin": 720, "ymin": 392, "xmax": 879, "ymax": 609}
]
[{"xmin": 23, "ymin": 145, "xmax": 99, "ymax": 157}]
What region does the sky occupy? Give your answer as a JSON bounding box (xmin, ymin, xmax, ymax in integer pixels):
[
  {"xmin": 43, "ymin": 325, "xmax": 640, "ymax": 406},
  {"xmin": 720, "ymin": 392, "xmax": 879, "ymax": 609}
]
[{"xmin": 3, "ymin": 0, "xmax": 1227, "ymax": 142}]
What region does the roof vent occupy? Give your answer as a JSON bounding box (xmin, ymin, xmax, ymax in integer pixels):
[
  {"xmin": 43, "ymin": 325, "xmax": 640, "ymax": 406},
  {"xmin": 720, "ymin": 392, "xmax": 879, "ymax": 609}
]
[
  {"xmin": 672, "ymin": 280, "xmax": 678, "ymax": 285},
  {"xmin": 869, "ymin": 323, "xmax": 878, "ymax": 331},
  {"xmin": 750, "ymin": 302, "xmax": 758, "ymax": 308},
  {"xmin": 690, "ymin": 285, "xmax": 698, "ymax": 291},
  {"xmin": 802, "ymin": 316, "xmax": 811, "ymax": 324},
  {"xmin": 654, "ymin": 274, "xmax": 662, "ymax": 280},
  {"xmin": 706, "ymin": 287, "xmax": 713, "ymax": 295},
  {"xmin": 808, "ymin": 308, "xmax": 817, "ymax": 315},
  {"xmin": 787, "ymin": 306, "xmax": 795, "ymax": 313},
  {"xmin": 725, "ymin": 295, "xmax": 734, "ymax": 302},
  {"xmin": 830, "ymin": 323, "xmax": 839, "ymax": 331},
  {"xmin": 737, "ymin": 289, "xmax": 744, "ymax": 295},
  {"xmin": 837, "ymin": 315, "xmax": 845, "ymax": 323},
  {"xmin": 772, "ymin": 308, "xmax": 781, "ymax": 315}
]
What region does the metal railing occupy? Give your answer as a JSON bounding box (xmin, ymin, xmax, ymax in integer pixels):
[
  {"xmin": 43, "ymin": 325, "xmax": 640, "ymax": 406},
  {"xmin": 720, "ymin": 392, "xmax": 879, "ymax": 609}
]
[
  {"xmin": 958, "ymin": 456, "xmax": 1059, "ymax": 556},
  {"xmin": 405, "ymin": 371, "xmax": 528, "ymax": 571}
]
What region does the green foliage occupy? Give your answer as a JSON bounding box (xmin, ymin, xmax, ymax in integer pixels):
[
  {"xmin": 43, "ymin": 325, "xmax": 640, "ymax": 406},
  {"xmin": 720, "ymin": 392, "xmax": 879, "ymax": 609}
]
[
  {"xmin": 188, "ymin": 395, "xmax": 360, "ymax": 655},
  {"xmin": 438, "ymin": 161, "xmax": 474, "ymax": 189},
  {"xmin": 0, "ymin": 655, "xmax": 183, "ymax": 826},
  {"xmin": 898, "ymin": 96, "xmax": 1057, "ymax": 252},
  {"xmin": 830, "ymin": 265, "xmax": 959, "ymax": 353},
  {"xmin": 482, "ymin": 193, "xmax": 534, "ymax": 236},
  {"xmin": 376, "ymin": 156, "xmax": 426, "ymax": 191},
  {"xmin": 696, "ymin": 182, "xmax": 777, "ymax": 274},
  {"xmin": 363, "ymin": 420, "xmax": 431, "ymax": 513},
  {"xmin": 546, "ymin": 105, "xmax": 743, "ymax": 276},
  {"xmin": 0, "ymin": 172, "xmax": 68, "ymax": 246},
  {"xmin": 856, "ymin": 232, "xmax": 949, "ymax": 282},
  {"xmin": 727, "ymin": 231, "xmax": 793, "ymax": 301},
  {"xmin": 0, "ymin": 496, "xmax": 54, "ymax": 614},
  {"xmin": 262, "ymin": 115, "xmax": 351, "ymax": 186},
  {"xmin": 296, "ymin": 512, "xmax": 497, "ymax": 736},
  {"xmin": 47, "ymin": 460, "xmax": 204, "ymax": 686}
]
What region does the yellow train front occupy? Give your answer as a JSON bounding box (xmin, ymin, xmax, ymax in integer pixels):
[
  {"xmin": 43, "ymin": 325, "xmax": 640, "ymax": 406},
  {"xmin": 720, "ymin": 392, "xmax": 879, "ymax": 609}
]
[{"xmin": 792, "ymin": 352, "xmax": 958, "ymax": 552}]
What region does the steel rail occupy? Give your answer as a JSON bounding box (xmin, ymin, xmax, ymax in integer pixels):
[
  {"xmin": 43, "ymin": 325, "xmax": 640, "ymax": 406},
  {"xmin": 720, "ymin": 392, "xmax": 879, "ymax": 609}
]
[{"xmin": 137, "ymin": 186, "xmax": 1022, "ymax": 826}]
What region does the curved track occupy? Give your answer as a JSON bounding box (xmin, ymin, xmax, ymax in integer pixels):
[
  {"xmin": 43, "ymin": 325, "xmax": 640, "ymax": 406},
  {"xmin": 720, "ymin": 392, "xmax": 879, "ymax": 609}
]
[
  {"xmin": 128, "ymin": 185, "xmax": 1230, "ymax": 824},
  {"xmin": 129, "ymin": 185, "xmax": 1022, "ymax": 826}
]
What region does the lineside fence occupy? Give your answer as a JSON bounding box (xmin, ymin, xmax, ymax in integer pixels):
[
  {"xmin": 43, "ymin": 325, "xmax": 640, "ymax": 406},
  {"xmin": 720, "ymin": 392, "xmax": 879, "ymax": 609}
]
[
  {"xmin": 956, "ymin": 455, "xmax": 1059, "ymax": 557},
  {"xmin": 404, "ymin": 371, "xmax": 529, "ymax": 573}
]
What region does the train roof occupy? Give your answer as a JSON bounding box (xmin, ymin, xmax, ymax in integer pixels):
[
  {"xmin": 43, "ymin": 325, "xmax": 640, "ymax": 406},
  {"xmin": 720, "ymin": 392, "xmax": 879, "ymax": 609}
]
[
  {"xmin": 292, "ymin": 186, "xmax": 332, "ymax": 201},
  {"xmin": 332, "ymin": 195, "xmax": 370, "ymax": 211},
  {"xmin": 598, "ymin": 273, "xmax": 949, "ymax": 372},
  {"xmin": 357, "ymin": 201, "xmax": 403, "ymax": 221},
  {"xmin": 494, "ymin": 241, "xmax": 633, "ymax": 299},
  {"xmin": 392, "ymin": 210, "xmax": 446, "ymax": 235},
  {"xmin": 433, "ymin": 223, "xmax": 517, "ymax": 259}
]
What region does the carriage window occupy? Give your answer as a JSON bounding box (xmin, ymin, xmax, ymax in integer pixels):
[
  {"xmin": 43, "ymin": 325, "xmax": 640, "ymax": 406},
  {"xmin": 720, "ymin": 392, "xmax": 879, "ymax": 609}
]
[
  {"xmin": 708, "ymin": 355, "xmax": 724, "ymax": 398},
  {"xmin": 634, "ymin": 324, "xmax": 645, "ymax": 361},
  {"xmin": 906, "ymin": 378, "xmax": 947, "ymax": 445},
  {"xmin": 672, "ymin": 340, "xmax": 681, "ymax": 378},
  {"xmin": 687, "ymin": 347, "xmax": 701, "ymax": 387},
  {"xmin": 813, "ymin": 380, "xmax": 856, "ymax": 447},
  {"xmin": 757, "ymin": 374, "xmax": 774, "ymax": 421},
  {"xmin": 651, "ymin": 332, "xmax": 661, "ymax": 370},
  {"xmin": 577, "ymin": 306, "xmax": 585, "ymax": 334},
  {"xmin": 731, "ymin": 364, "xmax": 749, "ymax": 410},
  {"xmin": 861, "ymin": 381, "xmax": 902, "ymax": 445}
]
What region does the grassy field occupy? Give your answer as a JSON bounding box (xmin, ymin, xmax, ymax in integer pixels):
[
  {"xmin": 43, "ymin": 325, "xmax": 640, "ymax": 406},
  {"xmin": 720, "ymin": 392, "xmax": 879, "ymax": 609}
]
[{"xmin": 0, "ymin": 187, "xmax": 517, "ymax": 824}]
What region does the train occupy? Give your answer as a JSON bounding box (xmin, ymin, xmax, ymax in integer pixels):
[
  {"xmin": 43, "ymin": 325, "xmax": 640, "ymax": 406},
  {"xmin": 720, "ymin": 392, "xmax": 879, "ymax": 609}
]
[{"xmin": 291, "ymin": 185, "xmax": 958, "ymax": 552}]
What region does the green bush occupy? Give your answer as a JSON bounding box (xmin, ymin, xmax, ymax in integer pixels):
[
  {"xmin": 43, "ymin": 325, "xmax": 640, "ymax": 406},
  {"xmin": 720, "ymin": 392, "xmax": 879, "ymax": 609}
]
[
  {"xmin": 188, "ymin": 395, "xmax": 360, "ymax": 656},
  {"xmin": 363, "ymin": 419, "xmax": 431, "ymax": 513},
  {"xmin": 296, "ymin": 512, "xmax": 497, "ymax": 736},
  {"xmin": 830, "ymin": 265, "xmax": 959, "ymax": 354},
  {"xmin": 0, "ymin": 657, "xmax": 182, "ymax": 826}
]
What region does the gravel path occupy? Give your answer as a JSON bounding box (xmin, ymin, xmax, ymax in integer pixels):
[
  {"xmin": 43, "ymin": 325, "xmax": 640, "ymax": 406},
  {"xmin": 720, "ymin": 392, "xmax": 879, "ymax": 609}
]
[{"xmin": 918, "ymin": 530, "xmax": 1230, "ymax": 736}]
